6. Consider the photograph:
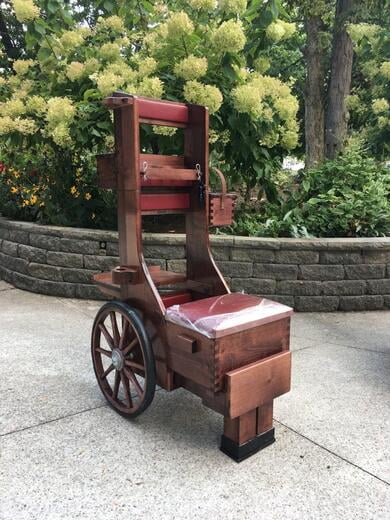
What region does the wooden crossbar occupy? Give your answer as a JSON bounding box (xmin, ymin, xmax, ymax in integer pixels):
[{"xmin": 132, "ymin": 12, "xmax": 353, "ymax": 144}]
[{"xmin": 104, "ymin": 95, "xmax": 189, "ymax": 126}]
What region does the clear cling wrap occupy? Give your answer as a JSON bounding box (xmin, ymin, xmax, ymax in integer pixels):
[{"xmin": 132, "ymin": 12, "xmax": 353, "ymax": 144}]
[{"xmin": 165, "ymin": 293, "xmax": 294, "ymax": 338}]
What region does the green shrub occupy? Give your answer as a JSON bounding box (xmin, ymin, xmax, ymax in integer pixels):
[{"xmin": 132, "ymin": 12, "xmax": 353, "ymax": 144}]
[
  {"xmin": 0, "ymin": 0, "xmax": 299, "ymax": 228},
  {"xmin": 226, "ymin": 145, "xmax": 390, "ymax": 237}
]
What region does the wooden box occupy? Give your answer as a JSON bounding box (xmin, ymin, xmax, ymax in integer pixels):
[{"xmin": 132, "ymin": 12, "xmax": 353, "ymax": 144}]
[{"xmin": 166, "ymin": 316, "xmax": 291, "ymax": 393}]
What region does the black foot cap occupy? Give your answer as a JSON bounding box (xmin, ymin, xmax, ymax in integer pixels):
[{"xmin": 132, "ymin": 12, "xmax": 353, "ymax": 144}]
[{"xmin": 220, "ymin": 428, "xmax": 275, "ymax": 462}]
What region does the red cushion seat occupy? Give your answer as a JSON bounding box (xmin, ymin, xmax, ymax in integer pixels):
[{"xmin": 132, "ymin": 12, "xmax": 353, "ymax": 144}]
[{"xmin": 165, "ymin": 293, "xmax": 293, "ymax": 338}]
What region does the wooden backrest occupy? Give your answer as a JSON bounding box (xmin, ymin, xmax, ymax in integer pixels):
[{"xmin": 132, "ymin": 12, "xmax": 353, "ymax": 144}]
[
  {"xmin": 100, "ymin": 91, "xmax": 228, "ymax": 297},
  {"xmin": 137, "ymin": 98, "xmax": 189, "ymax": 127},
  {"xmin": 100, "ymin": 94, "xmax": 203, "ymax": 211}
]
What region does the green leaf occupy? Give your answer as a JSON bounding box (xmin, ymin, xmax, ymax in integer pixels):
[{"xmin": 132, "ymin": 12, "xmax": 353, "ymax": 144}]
[
  {"xmin": 83, "ymin": 89, "xmax": 98, "ymax": 101},
  {"xmin": 34, "ymin": 20, "xmax": 46, "ymax": 36},
  {"xmin": 47, "ymin": 1, "xmax": 57, "ymax": 14},
  {"xmin": 103, "ymin": 0, "xmax": 114, "ymax": 12},
  {"xmin": 37, "ymin": 47, "xmax": 52, "ymax": 62}
]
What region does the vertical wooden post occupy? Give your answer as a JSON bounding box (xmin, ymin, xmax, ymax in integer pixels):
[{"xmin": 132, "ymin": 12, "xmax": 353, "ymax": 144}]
[
  {"xmin": 221, "ymin": 402, "xmax": 275, "ymax": 462},
  {"xmin": 184, "ymin": 104, "xmax": 229, "ymax": 295}
]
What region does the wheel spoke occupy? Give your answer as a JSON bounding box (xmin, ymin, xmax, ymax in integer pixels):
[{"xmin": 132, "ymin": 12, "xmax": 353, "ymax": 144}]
[
  {"xmin": 99, "ymin": 323, "xmax": 114, "ymax": 349},
  {"xmin": 122, "ymin": 336, "xmax": 138, "ymax": 356},
  {"xmin": 120, "ymin": 371, "xmax": 132, "ymax": 408},
  {"xmin": 124, "ymin": 367, "xmax": 144, "ymax": 397},
  {"xmin": 110, "ymin": 312, "xmax": 120, "ymax": 347},
  {"xmin": 113, "ymin": 370, "xmax": 120, "ymax": 400},
  {"xmin": 96, "ymin": 347, "xmax": 111, "ymax": 357},
  {"xmin": 100, "ymin": 363, "xmax": 114, "ymax": 380},
  {"xmin": 118, "ymin": 319, "xmax": 129, "ymax": 350},
  {"xmin": 124, "ymin": 360, "xmax": 145, "ymax": 372}
]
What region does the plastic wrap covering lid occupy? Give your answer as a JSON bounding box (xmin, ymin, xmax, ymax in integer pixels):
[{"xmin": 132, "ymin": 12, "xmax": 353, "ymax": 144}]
[{"xmin": 165, "ymin": 293, "xmax": 294, "ymax": 338}]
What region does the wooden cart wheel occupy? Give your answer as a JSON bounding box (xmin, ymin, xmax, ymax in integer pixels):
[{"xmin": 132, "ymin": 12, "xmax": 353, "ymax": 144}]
[{"xmin": 91, "ymin": 301, "xmax": 156, "ymax": 418}]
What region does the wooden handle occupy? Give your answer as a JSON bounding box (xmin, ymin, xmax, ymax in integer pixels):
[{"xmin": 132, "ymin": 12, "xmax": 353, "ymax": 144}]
[{"xmin": 212, "ymin": 167, "xmax": 227, "ymax": 210}]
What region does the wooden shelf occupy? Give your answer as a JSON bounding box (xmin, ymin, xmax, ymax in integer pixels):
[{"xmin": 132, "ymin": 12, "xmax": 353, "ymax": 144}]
[
  {"xmin": 151, "ymin": 270, "xmax": 186, "ymax": 286},
  {"xmin": 93, "ymin": 268, "xmax": 187, "ymax": 295},
  {"xmin": 93, "ymin": 271, "xmax": 121, "ymax": 298}
]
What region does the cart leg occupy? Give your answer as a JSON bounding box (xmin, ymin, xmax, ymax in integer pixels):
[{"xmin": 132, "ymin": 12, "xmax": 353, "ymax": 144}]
[{"xmin": 220, "ymin": 402, "xmax": 275, "ymax": 462}]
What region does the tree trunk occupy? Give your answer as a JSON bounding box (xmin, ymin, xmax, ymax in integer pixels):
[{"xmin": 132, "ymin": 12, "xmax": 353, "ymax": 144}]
[
  {"xmin": 0, "ymin": 10, "xmax": 17, "ymax": 59},
  {"xmin": 304, "ymin": 15, "xmax": 326, "ymax": 169},
  {"xmin": 325, "ymin": 0, "xmax": 354, "ymax": 159}
]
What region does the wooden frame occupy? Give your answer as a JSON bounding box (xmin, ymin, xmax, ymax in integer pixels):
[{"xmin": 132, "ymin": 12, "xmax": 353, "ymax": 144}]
[{"xmin": 92, "ymin": 92, "xmax": 293, "ymax": 461}]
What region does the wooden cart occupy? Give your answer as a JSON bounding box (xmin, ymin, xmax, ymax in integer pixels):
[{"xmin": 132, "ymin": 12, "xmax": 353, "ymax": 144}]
[{"xmin": 91, "ymin": 92, "xmax": 293, "ymax": 462}]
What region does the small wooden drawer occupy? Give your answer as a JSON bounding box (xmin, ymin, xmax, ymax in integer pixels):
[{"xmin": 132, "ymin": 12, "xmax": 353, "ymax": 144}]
[{"xmin": 226, "ymin": 351, "xmax": 291, "ymax": 419}]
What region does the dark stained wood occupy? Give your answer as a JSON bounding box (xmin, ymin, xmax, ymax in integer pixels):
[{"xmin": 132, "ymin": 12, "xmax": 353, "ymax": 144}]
[
  {"xmin": 257, "ymin": 401, "xmax": 273, "ymax": 434},
  {"xmin": 93, "ymin": 91, "xmax": 293, "ymax": 459},
  {"xmin": 209, "ymin": 195, "xmax": 235, "ymax": 227},
  {"xmin": 140, "ymin": 154, "xmax": 184, "ymax": 168},
  {"xmin": 176, "ymin": 334, "xmax": 198, "ymax": 354},
  {"xmin": 140, "ymin": 193, "xmax": 190, "ymax": 211},
  {"xmin": 166, "ymin": 322, "xmax": 215, "ymax": 389},
  {"xmin": 94, "ymin": 269, "xmax": 186, "ymax": 290},
  {"xmin": 137, "ymin": 97, "xmax": 189, "ymax": 124},
  {"xmin": 111, "ymin": 266, "xmax": 139, "ymax": 285},
  {"xmin": 140, "ymin": 118, "xmax": 187, "ymax": 128},
  {"xmin": 142, "ymin": 167, "xmax": 198, "ymax": 181},
  {"xmin": 223, "ymin": 409, "xmax": 257, "ymax": 445},
  {"xmin": 226, "ymin": 351, "xmax": 292, "ymax": 419},
  {"xmin": 97, "ymin": 153, "xmax": 116, "ymax": 189},
  {"xmin": 214, "ymin": 317, "xmax": 291, "ymax": 391},
  {"xmin": 150, "ymin": 270, "xmax": 187, "ymax": 286},
  {"xmin": 91, "ymin": 302, "xmax": 154, "ymax": 416},
  {"xmin": 209, "ymin": 167, "xmax": 236, "ymax": 227},
  {"xmin": 160, "ymin": 291, "xmax": 192, "ymax": 307},
  {"xmin": 184, "ymin": 105, "xmax": 230, "ymax": 296}
]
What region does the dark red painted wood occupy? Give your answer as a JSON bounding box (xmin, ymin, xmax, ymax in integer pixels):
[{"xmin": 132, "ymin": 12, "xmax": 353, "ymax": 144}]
[
  {"xmin": 140, "ymin": 193, "xmax": 190, "ymax": 211},
  {"xmin": 141, "ymin": 178, "xmax": 193, "ymax": 187},
  {"xmin": 161, "ymin": 291, "xmax": 192, "ymax": 308},
  {"xmin": 138, "ymin": 98, "xmax": 189, "ymax": 124}
]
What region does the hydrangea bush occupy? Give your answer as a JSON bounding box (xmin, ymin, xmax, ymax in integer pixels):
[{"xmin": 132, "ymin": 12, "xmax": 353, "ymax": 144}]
[
  {"xmin": 346, "ymin": 21, "xmax": 390, "ymax": 159},
  {"xmin": 0, "ymin": 0, "xmax": 299, "ymax": 227}
]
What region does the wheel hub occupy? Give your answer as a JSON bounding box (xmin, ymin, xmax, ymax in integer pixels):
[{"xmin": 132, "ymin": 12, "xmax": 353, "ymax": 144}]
[{"xmin": 111, "ymin": 348, "xmax": 124, "ymax": 370}]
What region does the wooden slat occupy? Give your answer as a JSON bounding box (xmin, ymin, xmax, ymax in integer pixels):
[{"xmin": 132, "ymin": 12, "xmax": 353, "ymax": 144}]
[
  {"xmin": 140, "ymin": 154, "xmax": 185, "ymax": 168},
  {"xmin": 141, "ymin": 179, "xmax": 192, "ymax": 188},
  {"xmin": 103, "ymin": 96, "xmax": 189, "ymax": 127},
  {"xmin": 93, "ymin": 269, "xmax": 187, "ymax": 292},
  {"xmin": 151, "ymin": 270, "xmax": 186, "ymax": 286},
  {"xmin": 140, "ymin": 118, "xmax": 186, "ymax": 128},
  {"xmin": 226, "ymin": 351, "xmax": 291, "ymax": 419},
  {"xmin": 140, "ymin": 193, "xmax": 190, "ymax": 211},
  {"xmin": 161, "ymin": 291, "xmax": 192, "ymax": 307},
  {"xmin": 138, "ymin": 98, "xmax": 189, "ymax": 124},
  {"xmin": 143, "ymin": 167, "xmax": 197, "ymax": 181},
  {"xmin": 103, "ymin": 96, "xmax": 133, "ymax": 108},
  {"xmin": 141, "ymin": 208, "xmax": 188, "ymax": 215},
  {"xmin": 215, "ymin": 317, "xmax": 290, "ymax": 391},
  {"xmin": 93, "ymin": 272, "xmax": 120, "ymax": 298}
]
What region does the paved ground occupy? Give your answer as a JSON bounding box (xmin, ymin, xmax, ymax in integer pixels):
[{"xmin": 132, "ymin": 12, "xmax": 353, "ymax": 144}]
[{"xmin": 0, "ymin": 280, "xmax": 389, "ymax": 520}]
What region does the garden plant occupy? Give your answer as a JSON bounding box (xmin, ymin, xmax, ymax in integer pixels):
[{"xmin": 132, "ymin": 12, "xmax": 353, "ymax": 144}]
[{"xmin": 0, "ymin": 0, "xmax": 389, "ymax": 237}]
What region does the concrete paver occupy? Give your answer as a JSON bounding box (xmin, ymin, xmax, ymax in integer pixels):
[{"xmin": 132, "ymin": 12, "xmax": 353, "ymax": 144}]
[{"xmin": 0, "ymin": 286, "xmax": 389, "ymax": 519}]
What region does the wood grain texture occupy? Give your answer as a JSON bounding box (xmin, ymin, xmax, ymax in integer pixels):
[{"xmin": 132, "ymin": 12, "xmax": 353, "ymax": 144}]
[
  {"xmin": 140, "ymin": 193, "xmax": 190, "ymax": 211},
  {"xmin": 223, "ymin": 409, "xmax": 257, "ymax": 444},
  {"xmin": 226, "ymin": 351, "xmax": 291, "ymax": 419},
  {"xmin": 215, "ymin": 317, "xmax": 290, "ymax": 390},
  {"xmin": 257, "ymin": 402, "xmax": 273, "ymax": 434},
  {"xmin": 95, "ymin": 92, "xmax": 293, "ymax": 430}
]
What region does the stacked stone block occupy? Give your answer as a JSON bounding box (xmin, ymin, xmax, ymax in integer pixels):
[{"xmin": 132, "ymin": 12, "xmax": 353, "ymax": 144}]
[{"xmin": 1, "ymin": 217, "xmax": 390, "ymax": 311}]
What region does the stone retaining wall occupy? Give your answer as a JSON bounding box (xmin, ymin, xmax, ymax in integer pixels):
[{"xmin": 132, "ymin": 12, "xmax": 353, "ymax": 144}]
[{"xmin": 1, "ymin": 217, "xmax": 390, "ymax": 311}]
